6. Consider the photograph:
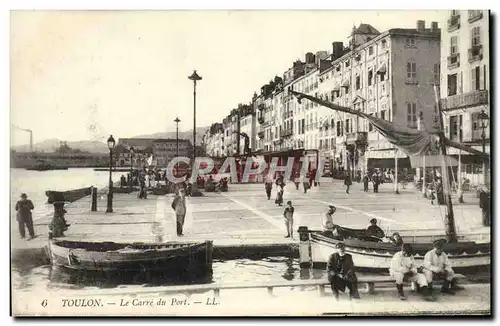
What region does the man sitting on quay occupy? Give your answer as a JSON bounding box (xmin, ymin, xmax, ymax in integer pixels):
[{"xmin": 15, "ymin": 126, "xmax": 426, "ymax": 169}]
[
  {"xmin": 327, "ymin": 242, "xmax": 360, "ymax": 300},
  {"xmin": 389, "ymin": 243, "xmax": 434, "ymax": 301},
  {"xmin": 423, "ymin": 239, "xmax": 465, "ymax": 294}
]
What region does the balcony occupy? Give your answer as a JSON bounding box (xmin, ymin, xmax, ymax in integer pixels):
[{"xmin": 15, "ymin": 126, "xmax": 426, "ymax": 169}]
[
  {"xmin": 258, "ymin": 116, "xmax": 265, "ymax": 124},
  {"xmin": 468, "ymin": 11, "xmax": 483, "ymax": 23},
  {"xmin": 468, "ymin": 45, "xmax": 483, "ymax": 63},
  {"xmin": 447, "ymin": 14, "xmax": 461, "ymax": 32},
  {"xmin": 258, "ymin": 131, "xmax": 265, "ymax": 138},
  {"xmin": 258, "ymin": 104, "xmax": 265, "ymax": 111},
  {"xmin": 345, "ymin": 132, "xmax": 368, "ymax": 145},
  {"xmin": 281, "ymin": 128, "xmax": 293, "ymax": 137},
  {"xmin": 440, "ymin": 90, "xmax": 489, "ymax": 111},
  {"xmin": 447, "ymin": 53, "xmax": 460, "ymax": 69}
]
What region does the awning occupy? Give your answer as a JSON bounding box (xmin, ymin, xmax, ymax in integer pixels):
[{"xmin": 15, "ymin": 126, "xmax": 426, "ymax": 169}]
[
  {"xmin": 341, "ymin": 79, "xmax": 350, "ymax": 87},
  {"xmin": 409, "ymin": 155, "xmax": 459, "ymax": 167},
  {"xmin": 377, "ymin": 63, "xmax": 387, "ymax": 74},
  {"xmin": 368, "ymin": 157, "xmax": 412, "ymax": 169}
]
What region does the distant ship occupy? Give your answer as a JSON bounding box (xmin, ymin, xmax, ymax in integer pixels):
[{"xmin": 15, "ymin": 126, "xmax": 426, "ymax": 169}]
[{"xmin": 26, "ymin": 162, "xmax": 69, "ymax": 171}]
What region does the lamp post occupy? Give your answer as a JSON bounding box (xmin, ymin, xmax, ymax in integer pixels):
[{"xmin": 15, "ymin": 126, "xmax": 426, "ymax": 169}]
[
  {"xmin": 106, "ymin": 135, "xmax": 116, "ymax": 213},
  {"xmin": 174, "ymin": 117, "xmax": 180, "ymax": 158},
  {"xmin": 188, "ymin": 70, "xmax": 202, "ymax": 163},
  {"xmin": 479, "ymin": 110, "xmax": 489, "ymax": 187},
  {"xmin": 129, "ymin": 146, "xmax": 134, "ymax": 188}
]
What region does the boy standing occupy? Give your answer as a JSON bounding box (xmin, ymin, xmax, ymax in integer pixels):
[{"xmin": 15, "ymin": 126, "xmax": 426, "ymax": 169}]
[{"xmin": 283, "ymin": 201, "xmax": 294, "ymax": 238}]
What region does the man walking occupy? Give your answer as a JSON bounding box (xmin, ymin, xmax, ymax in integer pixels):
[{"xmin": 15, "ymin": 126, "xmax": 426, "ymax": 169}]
[
  {"xmin": 327, "ymin": 243, "xmax": 360, "ymax": 300},
  {"xmin": 479, "ymin": 186, "xmax": 490, "ymax": 227},
  {"xmin": 15, "ymin": 193, "xmax": 36, "ymax": 239},
  {"xmin": 283, "ymin": 201, "xmax": 295, "ymax": 238},
  {"xmin": 344, "ymin": 173, "xmax": 352, "ymax": 194},
  {"xmin": 171, "ymin": 189, "xmax": 187, "ymax": 236},
  {"xmin": 362, "ymin": 173, "xmax": 369, "ymax": 192}
]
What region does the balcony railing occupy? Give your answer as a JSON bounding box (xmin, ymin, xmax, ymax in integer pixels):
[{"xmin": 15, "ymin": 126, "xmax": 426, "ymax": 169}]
[
  {"xmin": 447, "ymin": 53, "xmax": 460, "ymax": 69},
  {"xmin": 440, "ymin": 90, "xmax": 489, "ymax": 111},
  {"xmin": 468, "ymin": 45, "xmax": 483, "ymax": 63},
  {"xmin": 447, "ymin": 14, "xmax": 461, "ymax": 32},
  {"xmin": 258, "ymin": 116, "xmax": 265, "ymax": 124},
  {"xmin": 281, "ymin": 128, "xmax": 293, "ymax": 137},
  {"xmin": 468, "ymin": 11, "xmax": 483, "ymax": 23},
  {"xmin": 345, "ymin": 132, "xmax": 368, "ymax": 145}
]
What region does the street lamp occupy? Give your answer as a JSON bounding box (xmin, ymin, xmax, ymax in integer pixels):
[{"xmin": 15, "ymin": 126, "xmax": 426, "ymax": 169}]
[
  {"xmin": 174, "ymin": 117, "xmax": 181, "ymax": 158},
  {"xmin": 479, "ymin": 110, "xmax": 489, "ymax": 187},
  {"xmin": 129, "ymin": 146, "xmax": 134, "ymax": 188},
  {"xmin": 106, "ymin": 135, "xmax": 116, "ymax": 213},
  {"xmin": 188, "ymin": 70, "xmax": 202, "ymax": 163}
]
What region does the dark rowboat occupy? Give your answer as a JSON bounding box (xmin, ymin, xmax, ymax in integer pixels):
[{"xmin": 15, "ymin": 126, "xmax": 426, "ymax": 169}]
[
  {"xmin": 46, "ymin": 187, "xmax": 92, "ymax": 204},
  {"xmin": 48, "ymin": 240, "xmax": 213, "ymax": 278}
]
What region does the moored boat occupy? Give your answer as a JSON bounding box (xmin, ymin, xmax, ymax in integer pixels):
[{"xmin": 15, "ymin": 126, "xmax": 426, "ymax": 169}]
[
  {"xmin": 298, "ymin": 226, "xmax": 491, "ymax": 274},
  {"xmin": 45, "ymin": 187, "xmax": 92, "ymax": 204},
  {"xmin": 48, "ymin": 240, "xmax": 214, "ymax": 278},
  {"xmin": 26, "ymin": 163, "xmax": 69, "ymax": 171}
]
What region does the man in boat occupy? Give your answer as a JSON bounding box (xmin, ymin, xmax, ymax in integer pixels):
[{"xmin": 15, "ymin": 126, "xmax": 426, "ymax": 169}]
[
  {"xmin": 327, "ymin": 242, "xmax": 360, "ymax": 300},
  {"xmin": 366, "ymin": 218, "xmax": 385, "ymax": 238},
  {"xmin": 423, "ymin": 239, "xmax": 464, "ymax": 294},
  {"xmin": 388, "ymin": 232, "xmax": 404, "ymax": 246},
  {"xmin": 322, "ymin": 205, "xmax": 337, "ymax": 236},
  {"xmin": 15, "ymin": 193, "xmax": 36, "ymax": 239},
  {"xmin": 171, "ymin": 188, "xmax": 187, "ymax": 236},
  {"xmin": 389, "ymin": 243, "xmax": 434, "ymax": 301},
  {"xmin": 49, "ymin": 201, "xmax": 70, "ymax": 238}
]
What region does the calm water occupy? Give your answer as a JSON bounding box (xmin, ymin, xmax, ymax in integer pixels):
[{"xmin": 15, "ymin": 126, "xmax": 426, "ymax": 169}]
[
  {"xmin": 11, "ymin": 168, "xmax": 321, "ymax": 291},
  {"xmin": 10, "ymin": 168, "xmax": 123, "ymax": 221}
]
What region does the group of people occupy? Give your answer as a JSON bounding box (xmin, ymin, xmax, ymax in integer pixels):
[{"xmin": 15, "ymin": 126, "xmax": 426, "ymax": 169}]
[{"xmin": 327, "ymin": 239, "xmax": 464, "ymax": 301}]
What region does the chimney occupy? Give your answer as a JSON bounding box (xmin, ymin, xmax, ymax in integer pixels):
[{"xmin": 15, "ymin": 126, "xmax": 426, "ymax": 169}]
[
  {"xmin": 417, "ymin": 20, "xmax": 425, "ymax": 31},
  {"xmin": 332, "ymin": 42, "xmax": 344, "ymax": 61},
  {"xmin": 431, "ymin": 21, "xmax": 438, "ymax": 32}
]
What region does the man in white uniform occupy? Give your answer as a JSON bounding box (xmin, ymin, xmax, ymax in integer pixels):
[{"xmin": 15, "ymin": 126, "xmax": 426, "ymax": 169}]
[
  {"xmin": 389, "ymin": 243, "xmax": 434, "ymax": 301},
  {"xmin": 423, "ymin": 239, "xmax": 464, "ymax": 294}
]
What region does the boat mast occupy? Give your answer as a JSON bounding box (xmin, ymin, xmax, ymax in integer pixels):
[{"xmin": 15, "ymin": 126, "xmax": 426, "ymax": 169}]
[{"xmin": 433, "ymin": 85, "xmax": 457, "ymax": 243}]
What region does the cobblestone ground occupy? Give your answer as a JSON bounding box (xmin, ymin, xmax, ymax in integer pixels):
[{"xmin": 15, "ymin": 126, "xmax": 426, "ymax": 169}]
[{"xmin": 12, "ymin": 178, "xmax": 489, "ymax": 248}]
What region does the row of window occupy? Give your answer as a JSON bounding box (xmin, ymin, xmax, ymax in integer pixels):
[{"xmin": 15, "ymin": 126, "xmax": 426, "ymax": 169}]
[
  {"xmin": 447, "ymin": 64, "xmax": 487, "ymax": 96},
  {"xmin": 449, "ymin": 26, "xmax": 482, "ymax": 56},
  {"xmin": 448, "ymin": 112, "xmax": 489, "ymax": 142}
]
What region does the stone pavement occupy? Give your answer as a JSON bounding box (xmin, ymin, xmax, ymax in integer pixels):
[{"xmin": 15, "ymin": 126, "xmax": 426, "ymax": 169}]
[
  {"xmin": 12, "ymin": 282, "xmax": 490, "ymax": 316},
  {"xmin": 11, "ymin": 178, "xmax": 489, "ymax": 251}
]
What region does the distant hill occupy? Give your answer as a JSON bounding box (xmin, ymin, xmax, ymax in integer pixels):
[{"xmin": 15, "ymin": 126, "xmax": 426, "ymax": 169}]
[
  {"xmin": 132, "ymin": 127, "xmax": 208, "ymax": 144},
  {"xmin": 11, "ymin": 127, "xmax": 209, "ymax": 153}
]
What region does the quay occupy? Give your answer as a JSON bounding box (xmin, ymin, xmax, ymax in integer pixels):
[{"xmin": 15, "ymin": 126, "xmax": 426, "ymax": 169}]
[{"xmin": 11, "ymin": 178, "xmax": 489, "ymax": 266}]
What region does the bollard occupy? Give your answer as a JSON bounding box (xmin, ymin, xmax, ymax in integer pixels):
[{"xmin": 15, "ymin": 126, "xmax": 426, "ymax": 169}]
[
  {"xmin": 91, "ymin": 186, "xmax": 97, "ymax": 212},
  {"xmin": 298, "ymin": 226, "xmax": 311, "ymax": 268}
]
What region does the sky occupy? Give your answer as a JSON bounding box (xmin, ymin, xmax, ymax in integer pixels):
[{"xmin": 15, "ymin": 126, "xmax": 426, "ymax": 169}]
[{"xmin": 10, "ymin": 10, "xmax": 447, "ymax": 146}]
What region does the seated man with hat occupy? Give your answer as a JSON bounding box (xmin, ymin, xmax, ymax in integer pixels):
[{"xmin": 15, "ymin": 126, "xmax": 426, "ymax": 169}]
[
  {"xmin": 326, "ymin": 242, "xmax": 360, "ymax": 300},
  {"xmin": 366, "ymin": 218, "xmax": 385, "ymax": 238},
  {"xmin": 389, "ymin": 243, "xmax": 434, "ymax": 301},
  {"xmin": 423, "ymin": 239, "xmax": 464, "ymax": 294}
]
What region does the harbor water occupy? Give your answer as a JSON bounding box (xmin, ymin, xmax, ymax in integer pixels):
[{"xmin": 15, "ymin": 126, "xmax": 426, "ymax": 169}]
[{"xmin": 10, "ymin": 168, "xmax": 323, "ymax": 292}]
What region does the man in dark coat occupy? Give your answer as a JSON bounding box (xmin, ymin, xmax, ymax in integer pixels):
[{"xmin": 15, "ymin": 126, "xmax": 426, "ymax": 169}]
[
  {"xmin": 479, "ymin": 186, "xmax": 490, "ymax": 227},
  {"xmin": 366, "ymin": 218, "xmax": 385, "ymax": 238},
  {"xmin": 344, "ymin": 173, "xmax": 352, "ymax": 194},
  {"xmin": 372, "ymin": 173, "xmax": 380, "ymax": 193},
  {"xmin": 362, "ymin": 173, "xmax": 369, "ymax": 192},
  {"xmin": 15, "ymin": 193, "xmax": 35, "ymax": 239},
  {"xmin": 327, "ymin": 242, "xmax": 360, "ymax": 300}
]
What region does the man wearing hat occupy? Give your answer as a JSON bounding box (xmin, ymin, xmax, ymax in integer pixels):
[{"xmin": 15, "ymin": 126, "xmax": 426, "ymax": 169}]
[
  {"xmin": 423, "ymin": 239, "xmax": 464, "ymax": 294},
  {"xmin": 171, "ymin": 188, "xmax": 187, "ymax": 236},
  {"xmin": 366, "ymin": 218, "xmax": 385, "ymax": 238},
  {"xmin": 322, "ymin": 205, "xmax": 337, "ymax": 236},
  {"xmin": 327, "ymin": 242, "xmax": 360, "ymax": 300},
  {"xmin": 15, "ymin": 193, "xmax": 35, "ymax": 239},
  {"xmin": 389, "ymin": 243, "xmax": 434, "ymax": 301}
]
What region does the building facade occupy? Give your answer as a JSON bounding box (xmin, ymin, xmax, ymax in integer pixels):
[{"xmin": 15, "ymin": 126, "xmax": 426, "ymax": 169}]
[
  {"xmin": 203, "ymin": 20, "xmax": 444, "ymax": 177},
  {"xmin": 152, "ymin": 139, "xmax": 191, "ymax": 167},
  {"xmin": 440, "ymin": 10, "xmax": 490, "ymax": 185}
]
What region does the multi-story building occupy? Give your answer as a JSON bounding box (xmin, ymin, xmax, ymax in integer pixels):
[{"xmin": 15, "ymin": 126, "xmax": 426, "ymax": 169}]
[
  {"xmin": 440, "ymin": 10, "xmax": 490, "ymax": 185},
  {"xmin": 152, "ymin": 139, "xmax": 191, "ymax": 167},
  {"xmin": 116, "ymin": 138, "xmax": 155, "ymax": 167},
  {"xmin": 306, "ymin": 21, "xmax": 441, "ymax": 175},
  {"xmin": 205, "ymin": 123, "xmax": 224, "ymax": 157}
]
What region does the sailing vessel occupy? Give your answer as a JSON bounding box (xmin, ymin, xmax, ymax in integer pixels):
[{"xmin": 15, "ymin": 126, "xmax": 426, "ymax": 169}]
[{"xmin": 291, "ymin": 88, "xmax": 491, "ymax": 273}]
